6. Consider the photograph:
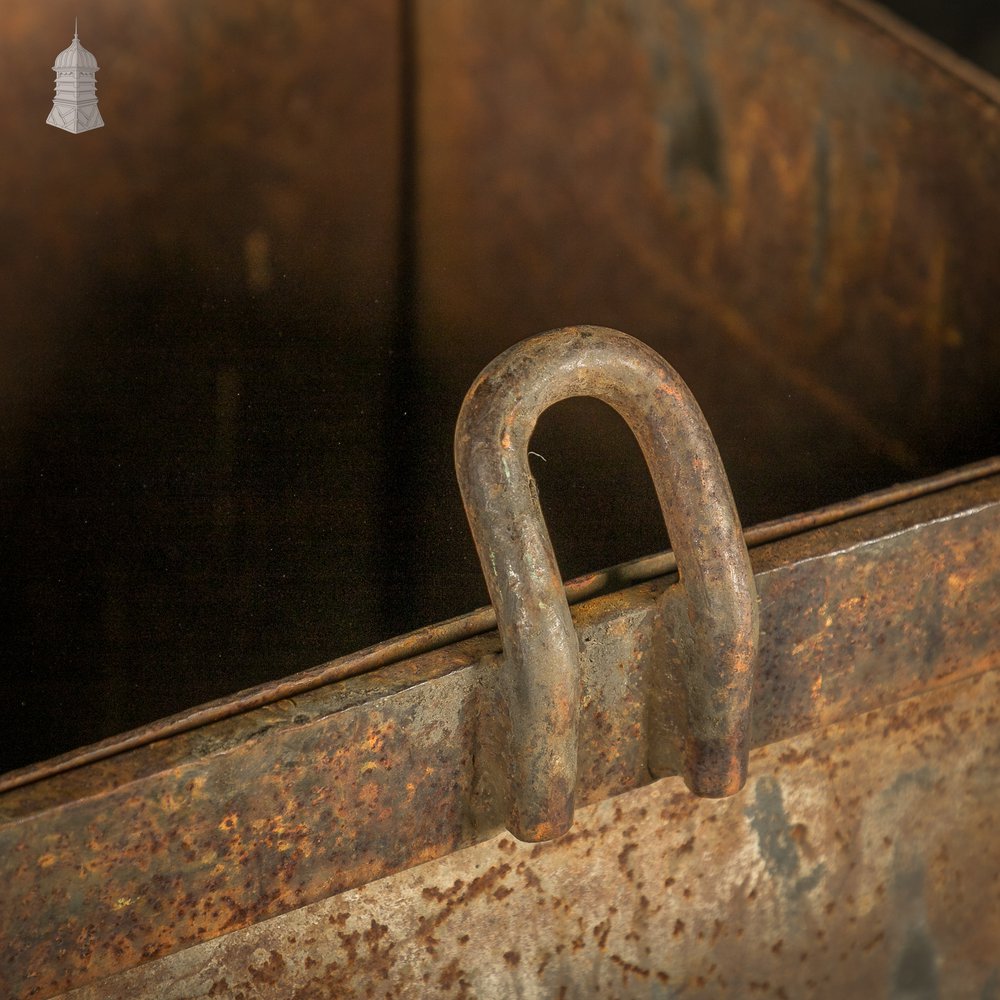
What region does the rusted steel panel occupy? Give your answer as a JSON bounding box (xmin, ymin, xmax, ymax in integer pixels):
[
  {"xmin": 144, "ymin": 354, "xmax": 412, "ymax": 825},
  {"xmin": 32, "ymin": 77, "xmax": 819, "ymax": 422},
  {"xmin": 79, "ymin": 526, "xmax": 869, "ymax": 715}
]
[
  {"xmin": 7, "ymin": 0, "xmax": 1000, "ymax": 775},
  {"xmin": 62, "ymin": 670, "xmax": 1000, "ymax": 999},
  {"xmin": 3, "ymin": 475, "xmax": 999, "ymax": 998},
  {"xmin": 3, "ymin": 0, "xmax": 404, "ymax": 770},
  {"xmin": 3, "ymin": 3, "xmax": 997, "ymax": 997},
  {"xmin": 415, "ymin": 0, "xmax": 1000, "ymax": 532}
]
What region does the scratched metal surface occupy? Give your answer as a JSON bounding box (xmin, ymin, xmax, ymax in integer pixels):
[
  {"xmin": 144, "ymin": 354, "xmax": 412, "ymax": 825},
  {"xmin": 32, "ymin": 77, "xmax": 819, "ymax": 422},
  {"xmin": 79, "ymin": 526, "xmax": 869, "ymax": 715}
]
[
  {"xmin": 61, "ymin": 669, "xmax": 1000, "ymax": 999},
  {"xmin": 3, "ymin": 474, "xmax": 999, "ymax": 999}
]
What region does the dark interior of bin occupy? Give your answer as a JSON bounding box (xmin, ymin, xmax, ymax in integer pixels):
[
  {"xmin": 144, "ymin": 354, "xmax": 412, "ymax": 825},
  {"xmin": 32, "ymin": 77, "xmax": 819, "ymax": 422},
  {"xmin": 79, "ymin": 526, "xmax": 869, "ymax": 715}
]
[{"xmin": 3, "ymin": 0, "xmax": 999, "ymax": 774}]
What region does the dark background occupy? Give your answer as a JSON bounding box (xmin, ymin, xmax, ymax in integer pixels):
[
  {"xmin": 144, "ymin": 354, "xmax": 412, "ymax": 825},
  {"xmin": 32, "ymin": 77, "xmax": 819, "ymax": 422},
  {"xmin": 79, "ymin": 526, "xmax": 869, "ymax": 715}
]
[
  {"xmin": 882, "ymin": 0, "xmax": 1000, "ymax": 73},
  {"xmin": 3, "ymin": 0, "xmax": 1000, "ymax": 775}
]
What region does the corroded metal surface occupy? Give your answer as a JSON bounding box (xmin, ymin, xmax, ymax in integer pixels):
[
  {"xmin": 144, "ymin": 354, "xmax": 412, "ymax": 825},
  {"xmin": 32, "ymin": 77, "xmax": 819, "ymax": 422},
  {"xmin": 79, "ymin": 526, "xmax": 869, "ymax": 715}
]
[
  {"xmin": 3, "ymin": 0, "xmax": 1000, "ymax": 996},
  {"xmin": 7, "ymin": 0, "xmax": 1000, "ymax": 774},
  {"xmin": 455, "ymin": 327, "xmax": 758, "ymax": 840},
  {"xmin": 3, "ymin": 474, "xmax": 999, "ymax": 999},
  {"xmin": 4, "ymin": 455, "xmax": 997, "ymax": 799},
  {"xmin": 63, "ymin": 670, "xmax": 1000, "ymax": 999},
  {"xmin": 415, "ymin": 0, "xmax": 1000, "ymax": 539}
]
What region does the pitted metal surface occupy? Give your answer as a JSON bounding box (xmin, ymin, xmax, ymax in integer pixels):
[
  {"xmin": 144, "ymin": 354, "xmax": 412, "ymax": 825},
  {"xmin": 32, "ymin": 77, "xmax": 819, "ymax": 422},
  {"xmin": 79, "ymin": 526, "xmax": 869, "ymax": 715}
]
[
  {"xmin": 3, "ymin": 474, "xmax": 999, "ymax": 998},
  {"xmin": 3, "ymin": 0, "xmax": 999, "ymax": 996},
  {"xmin": 61, "ymin": 671, "xmax": 1000, "ymax": 1000}
]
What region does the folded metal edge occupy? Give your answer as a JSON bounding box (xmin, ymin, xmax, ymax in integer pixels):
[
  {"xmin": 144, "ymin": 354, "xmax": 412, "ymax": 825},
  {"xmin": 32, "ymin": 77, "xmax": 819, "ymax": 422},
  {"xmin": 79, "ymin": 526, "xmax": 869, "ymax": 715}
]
[{"xmin": 3, "ymin": 455, "xmax": 997, "ymax": 798}]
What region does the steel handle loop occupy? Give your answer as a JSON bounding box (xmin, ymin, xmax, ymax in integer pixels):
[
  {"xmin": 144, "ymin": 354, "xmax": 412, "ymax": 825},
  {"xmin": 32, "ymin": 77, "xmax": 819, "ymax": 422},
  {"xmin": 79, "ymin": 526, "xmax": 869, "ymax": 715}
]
[{"xmin": 455, "ymin": 326, "xmax": 759, "ymax": 842}]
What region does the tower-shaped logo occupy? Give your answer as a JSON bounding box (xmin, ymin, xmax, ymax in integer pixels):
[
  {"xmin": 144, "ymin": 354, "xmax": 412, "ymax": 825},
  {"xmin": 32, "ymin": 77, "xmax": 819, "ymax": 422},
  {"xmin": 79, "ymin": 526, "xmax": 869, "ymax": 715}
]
[{"xmin": 46, "ymin": 20, "xmax": 104, "ymax": 134}]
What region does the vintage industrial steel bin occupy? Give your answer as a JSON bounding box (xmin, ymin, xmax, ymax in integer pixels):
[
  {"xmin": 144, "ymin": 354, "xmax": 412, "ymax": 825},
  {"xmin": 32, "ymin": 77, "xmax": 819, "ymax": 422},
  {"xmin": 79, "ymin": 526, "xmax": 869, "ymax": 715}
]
[{"xmin": 2, "ymin": 0, "xmax": 999, "ymax": 997}]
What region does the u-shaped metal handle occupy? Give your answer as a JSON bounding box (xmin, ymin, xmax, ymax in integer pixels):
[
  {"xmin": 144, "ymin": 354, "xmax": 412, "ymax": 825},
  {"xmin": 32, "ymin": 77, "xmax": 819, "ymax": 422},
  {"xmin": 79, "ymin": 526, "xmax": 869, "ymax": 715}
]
[{"xmin": 455, "ymin": 326, "xmax": 759, "ymax": 842}]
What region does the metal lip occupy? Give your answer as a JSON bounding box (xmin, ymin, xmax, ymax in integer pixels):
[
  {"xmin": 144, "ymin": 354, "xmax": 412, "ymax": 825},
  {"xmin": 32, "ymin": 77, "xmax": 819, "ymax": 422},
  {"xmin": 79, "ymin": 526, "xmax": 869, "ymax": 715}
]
[{"xmin": 2, "ymin": 454, "xmax": 998, "ymax": 797}]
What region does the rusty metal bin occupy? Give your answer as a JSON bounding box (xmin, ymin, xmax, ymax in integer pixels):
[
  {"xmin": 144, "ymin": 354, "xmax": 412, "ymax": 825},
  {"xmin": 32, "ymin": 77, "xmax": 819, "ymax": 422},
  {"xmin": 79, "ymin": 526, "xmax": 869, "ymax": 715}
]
[{"xmin": 2, "ymin": 0, "xmax": 1000, "ymax": 997}]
